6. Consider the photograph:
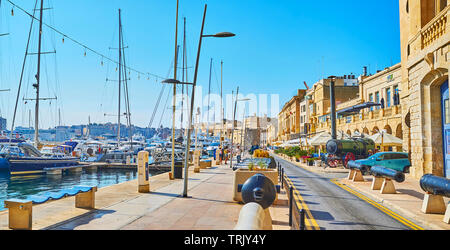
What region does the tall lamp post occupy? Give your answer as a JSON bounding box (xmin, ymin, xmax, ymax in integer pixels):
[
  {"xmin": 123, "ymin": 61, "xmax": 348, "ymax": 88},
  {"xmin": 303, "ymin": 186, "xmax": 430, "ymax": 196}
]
[
  {"xmin": 230, "ymin": 94, "xmax": 251, "ymax": 169},
  {"xmin": 328, "ymin": 76, "xmax": 337, "ymax": 140},
  {"xmin": 163, "ymin": 4, "xmax": 235, "ymax": 198}
]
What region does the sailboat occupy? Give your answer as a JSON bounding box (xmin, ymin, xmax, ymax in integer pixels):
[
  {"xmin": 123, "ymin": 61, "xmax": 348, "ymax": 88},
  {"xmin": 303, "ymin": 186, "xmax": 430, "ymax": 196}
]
[{"xmin": 2, "ymin": 0, "xmax": 79, "ymax": 175}]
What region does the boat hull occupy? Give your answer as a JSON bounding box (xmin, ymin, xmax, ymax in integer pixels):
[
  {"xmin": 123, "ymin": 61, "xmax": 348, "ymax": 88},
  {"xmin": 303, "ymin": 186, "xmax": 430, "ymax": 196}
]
[
  {"xmin": 7, "ymin": 157, "xmax": 80, "ymax": 175},
  {"xmin": 0, "ymin": 158, "xmax": 9, "ymax": 170}
]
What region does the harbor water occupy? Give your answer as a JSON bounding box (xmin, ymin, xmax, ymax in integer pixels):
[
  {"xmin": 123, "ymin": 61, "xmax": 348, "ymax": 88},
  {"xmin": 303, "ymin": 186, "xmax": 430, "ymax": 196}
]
[{"xmin": 0, "ymin": 167, "xmax": 164, "ymax": 211}]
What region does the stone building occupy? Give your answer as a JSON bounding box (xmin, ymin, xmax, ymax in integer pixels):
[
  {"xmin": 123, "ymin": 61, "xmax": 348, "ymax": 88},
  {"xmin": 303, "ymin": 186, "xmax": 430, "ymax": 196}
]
[
  {"xmin": 278, "ymin": 90, "xmax": 306, "ymax": 142},
  {"xmin": 317, "ymin": 64, "xmax": 404, "ymax": 151},
  {"xmin": 0, "ymin": 117, "xmax": 6, "ymax": 131},
  {"xmin": 399, "ymin": 0, "xmax": 449, "ymax": 178},
  {"xmin": 307, "ymin": 76, "xmax": 360, "ymax": 134}
]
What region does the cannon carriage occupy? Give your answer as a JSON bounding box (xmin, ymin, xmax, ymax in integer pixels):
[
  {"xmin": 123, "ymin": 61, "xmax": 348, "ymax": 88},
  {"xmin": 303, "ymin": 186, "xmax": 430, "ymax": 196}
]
[{"xmin": 325, "ymin": 137, "xmax": 376, "ymax": 168}]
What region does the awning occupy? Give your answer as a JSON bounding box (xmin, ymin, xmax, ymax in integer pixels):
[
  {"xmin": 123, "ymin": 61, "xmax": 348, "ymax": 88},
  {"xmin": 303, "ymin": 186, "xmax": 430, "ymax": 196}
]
[
  {"xmin": 368, "ymin": 132, "xmax": 403, "ymax": 146},
  {"xmin": 337, "ymin": 102, "xmax": 381, "ymax": 117}
]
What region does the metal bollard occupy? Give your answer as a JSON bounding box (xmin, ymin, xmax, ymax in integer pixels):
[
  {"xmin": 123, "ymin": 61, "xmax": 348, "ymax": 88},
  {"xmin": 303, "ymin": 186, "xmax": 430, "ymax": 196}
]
[
  {"xmin": 300, "ymin": 209, "xmax": 306, "ymax": 230},
  {"xmin": 289, "ymin": 186, "xmax": 293, "ymax": 227},
  {"xmin": 281, "ymin": 168, "xmax": 284, "ymax": 190}
]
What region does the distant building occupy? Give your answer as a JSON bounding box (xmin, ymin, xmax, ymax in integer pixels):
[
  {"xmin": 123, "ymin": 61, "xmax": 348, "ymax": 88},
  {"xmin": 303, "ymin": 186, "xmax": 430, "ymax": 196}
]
[{"xmin": 0, "ymin": 117, "xmax": 6, "ymax": 131}]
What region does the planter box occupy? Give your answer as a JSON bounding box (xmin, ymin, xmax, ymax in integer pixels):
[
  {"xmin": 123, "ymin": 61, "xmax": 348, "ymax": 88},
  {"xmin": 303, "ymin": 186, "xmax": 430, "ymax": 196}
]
[
  {"xmin": 233, "ymin": 169, "xmax": 279, "ymax": 202},
  {"xmin": 200, "ymin": 160, "xmax": 212, "ymax": 169}
]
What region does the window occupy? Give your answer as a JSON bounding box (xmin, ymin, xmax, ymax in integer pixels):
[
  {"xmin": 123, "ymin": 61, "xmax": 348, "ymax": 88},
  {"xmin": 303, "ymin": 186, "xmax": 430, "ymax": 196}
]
[
  {"xmin": 369, "ymin": 93, "xmax": 374, "ymax": 111},
  {"xmin": 439, "ymin": 0, "xmax": 447, "ymax": 12},
  {"xmin": 445, "ymin": 99, "xmax": 450, "ymax": 124},
  {"xmin": 391, "ymin": 153, "xmax": 409, "ymax": 159},
  {"xmin": 375, "ymin": 92, "xmax": 380, "ymax": 109},
  {"xmin": 386, "ymin": 88, "xmax": 391, "ymax": 108}
]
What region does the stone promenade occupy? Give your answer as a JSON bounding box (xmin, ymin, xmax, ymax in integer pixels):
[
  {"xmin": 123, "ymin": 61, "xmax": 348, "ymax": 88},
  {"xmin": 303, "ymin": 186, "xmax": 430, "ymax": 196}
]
[{"xmin": 0, "ymin": 163, "xmax": 290, "ymax": 230}]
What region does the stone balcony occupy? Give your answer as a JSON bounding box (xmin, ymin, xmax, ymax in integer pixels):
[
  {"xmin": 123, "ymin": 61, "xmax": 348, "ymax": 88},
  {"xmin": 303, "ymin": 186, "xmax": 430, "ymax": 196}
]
[{"xmin": 421, "ymin": 6, "xmax": 448, "ymax": 50}]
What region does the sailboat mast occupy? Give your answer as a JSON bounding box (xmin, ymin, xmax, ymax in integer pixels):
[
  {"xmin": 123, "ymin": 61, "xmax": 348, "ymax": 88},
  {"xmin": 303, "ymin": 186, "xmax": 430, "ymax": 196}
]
[
  {"xmin": 180, "ymin": 17, "xmax": 186, "ymax": 133},
  {"xmin": 117, "ymin": 9, "xmax": 122, "ymax": 146},
  {"xmin": 170, "ymin": 0, "xmax": 179, "ymax": 178},
  {"xmin": 34, "ymin": 0, "xmax": 44, "ymax": 147},
  {"xmin": 206, "ymin": 58, "xmax": 212, "ymax": 137}
]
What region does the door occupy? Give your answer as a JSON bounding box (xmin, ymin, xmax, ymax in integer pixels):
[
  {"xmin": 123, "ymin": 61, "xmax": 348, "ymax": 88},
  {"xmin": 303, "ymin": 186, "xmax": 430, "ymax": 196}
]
[{"xmin": 441, "ymin": 80, "xmax": 450, "ymax": 178}]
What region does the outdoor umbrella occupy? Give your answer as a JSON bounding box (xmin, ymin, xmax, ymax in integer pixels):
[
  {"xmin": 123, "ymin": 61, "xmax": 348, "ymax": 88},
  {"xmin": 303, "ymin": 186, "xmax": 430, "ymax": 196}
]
[{"xmin": 368, "ymin": 132, "xmax": 403, "ymax": 146}]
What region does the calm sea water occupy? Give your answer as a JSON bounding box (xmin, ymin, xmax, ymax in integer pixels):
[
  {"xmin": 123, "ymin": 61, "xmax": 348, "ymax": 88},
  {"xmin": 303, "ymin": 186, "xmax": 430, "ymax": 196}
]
[{"xmin": 0, "ymin": 168, "xmax": 163, "ymax": 211}]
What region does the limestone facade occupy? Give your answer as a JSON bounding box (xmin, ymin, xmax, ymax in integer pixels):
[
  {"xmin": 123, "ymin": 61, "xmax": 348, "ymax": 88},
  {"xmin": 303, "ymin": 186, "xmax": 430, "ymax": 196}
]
[{"xmin": 399, "ymin": 0, "xmax": 449, "ymax": 178}]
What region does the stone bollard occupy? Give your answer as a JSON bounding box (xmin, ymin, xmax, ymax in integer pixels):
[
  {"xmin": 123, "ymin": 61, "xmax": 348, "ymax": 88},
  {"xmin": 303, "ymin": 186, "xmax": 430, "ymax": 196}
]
[
  {"xmin": 4, "ymin": 199, "xmax": 33, "ymax": 230},
  {"xmin": 137, "ymin": 151, "xmax": 150, "ymax": 193},
  {"xmin": 75, "ymin": 187, "xmax": 98, "ymax": 209}
]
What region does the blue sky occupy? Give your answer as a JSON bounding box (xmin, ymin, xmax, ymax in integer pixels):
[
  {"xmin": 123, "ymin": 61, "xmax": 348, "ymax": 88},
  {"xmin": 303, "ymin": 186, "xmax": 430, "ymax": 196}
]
[{"xmin": 0, "ymin": 0, "xmax": 400, "ymax": 129}]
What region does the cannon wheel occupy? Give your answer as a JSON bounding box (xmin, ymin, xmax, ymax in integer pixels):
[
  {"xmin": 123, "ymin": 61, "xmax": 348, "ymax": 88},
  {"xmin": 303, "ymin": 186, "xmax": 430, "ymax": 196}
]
[{"xmin": 343, "ymin": 153, "xmax": 356, "ymax": 169}]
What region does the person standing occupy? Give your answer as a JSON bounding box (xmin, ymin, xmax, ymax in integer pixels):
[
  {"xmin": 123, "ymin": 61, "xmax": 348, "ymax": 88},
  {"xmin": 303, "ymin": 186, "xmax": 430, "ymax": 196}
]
[{"xmin": 224, "ymin": 147, "xmax": 229, "ymax": 164}]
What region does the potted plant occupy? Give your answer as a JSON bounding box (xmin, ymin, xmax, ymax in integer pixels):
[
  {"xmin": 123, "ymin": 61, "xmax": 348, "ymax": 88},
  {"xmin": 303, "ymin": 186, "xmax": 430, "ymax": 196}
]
[{"xmin": 248, "ymin": 162, "xmax": 255, "ymax": 171}]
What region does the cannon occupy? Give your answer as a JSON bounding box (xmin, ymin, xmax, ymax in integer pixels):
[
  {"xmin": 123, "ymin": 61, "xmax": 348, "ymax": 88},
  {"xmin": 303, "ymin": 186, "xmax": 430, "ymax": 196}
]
[
  {"xmin": 326, "ymin": 138, "xmax": 375, "ymax": 168},
  {"xmin": 420, "ymin": 174, "xmax": 450, "ymax": 197},
  {"xmin": 347, "ymin": 161, "xmax": 369, "ymax": 174},
  {"xmin": 369, "ymin": 166, "xmax": 405, "ymax": 194},
  {"xmin": 370, "ymin": 166, "xmax": 405, "ymax": 183},
  {"xmin": 347, "ymin": 161, "xmax": 370, "ymax": 182},
  {"xmin": 238, "ymin": 174, "xmax": 278, "ymax": 209},
  {"xmin": 419, "ymin": 174, "xmax": 450, "ymax": 222}
]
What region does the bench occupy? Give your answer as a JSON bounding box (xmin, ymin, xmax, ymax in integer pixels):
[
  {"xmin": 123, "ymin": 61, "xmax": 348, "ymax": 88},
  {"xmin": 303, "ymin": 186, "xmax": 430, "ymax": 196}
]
[{"xmin": 4, "ymin": 186, "xmax": 97, "ymax": 230}]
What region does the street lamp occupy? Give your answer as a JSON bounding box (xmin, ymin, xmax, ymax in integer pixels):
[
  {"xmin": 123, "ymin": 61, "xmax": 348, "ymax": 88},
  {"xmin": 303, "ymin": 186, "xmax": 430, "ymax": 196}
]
[
  {"xmin": 179, "ymin": 4, "xmax": 235, "ymax": 198},
  {"xmin": 229, "ymin": 94, "xmax": 251, "ymax": 169},
  {"xmin": 328, "ymin": 75, "xmax": 337, "ymax": 140}
]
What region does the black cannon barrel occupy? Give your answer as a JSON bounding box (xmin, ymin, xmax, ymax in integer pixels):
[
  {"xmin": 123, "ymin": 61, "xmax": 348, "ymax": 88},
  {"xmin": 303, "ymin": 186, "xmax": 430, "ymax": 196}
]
[
  {"xmin": 241, "ymin": 174, "xmax": 276, "ymax": 209},
  {"xmin": 370, "ymin": 166, "xmax": 405, "ymax": 183},
  {"xmin": 420, "ymin": 174, "xmax": 450, "ymax": 198},
  {"xmin": 347, "ymin": 161, "xmax": 369, "ymax": 174}
]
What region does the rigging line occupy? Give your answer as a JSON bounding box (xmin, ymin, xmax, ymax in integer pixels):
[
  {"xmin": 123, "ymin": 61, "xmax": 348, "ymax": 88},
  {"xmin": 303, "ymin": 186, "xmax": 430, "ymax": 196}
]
[
  {"xmin": 9, "ymin": 0, "xmax": 38, "ymax": 140},
  {"xmin": 6, "ymin": 0, "xmax": 164, "ymax": 80},
  {"xmin": 147, "ymin": 54, "xmax": 176, "ymax": 129},
  {"xmin": 157, "ymin": 85, "xmax": 172, "ymax": 129}
]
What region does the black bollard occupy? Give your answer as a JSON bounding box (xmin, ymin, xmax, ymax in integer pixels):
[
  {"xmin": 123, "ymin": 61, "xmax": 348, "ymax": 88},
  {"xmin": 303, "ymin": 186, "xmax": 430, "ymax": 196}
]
[
  {"xmin": 300, "ymin": 209, "xmax": 306, "ymax": 230},
  {"xmin": 289, "ymin": 186, "xmax": 293, "ymax": 227},
  {"xmin": 281, "ymin": 168, "xmax": 284, "ymax": 189}
]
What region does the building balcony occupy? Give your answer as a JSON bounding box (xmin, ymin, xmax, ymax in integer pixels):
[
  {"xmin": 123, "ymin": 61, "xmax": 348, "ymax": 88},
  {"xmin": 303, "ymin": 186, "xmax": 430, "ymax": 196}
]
[{"xmin": 421, "ymin": 6, "xmax": 448, "ymax": 50}]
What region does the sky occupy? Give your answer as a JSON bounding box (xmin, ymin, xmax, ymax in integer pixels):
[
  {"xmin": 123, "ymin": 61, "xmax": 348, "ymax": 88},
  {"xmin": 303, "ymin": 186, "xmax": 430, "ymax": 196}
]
[{"xmin": 0, "ymin": 0, "xmax": 401, "ymax": 129}]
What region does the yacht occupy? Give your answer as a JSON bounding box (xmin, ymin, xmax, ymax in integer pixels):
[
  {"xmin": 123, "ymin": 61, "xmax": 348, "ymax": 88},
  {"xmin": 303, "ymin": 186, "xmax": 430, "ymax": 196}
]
[{"xmin": 0, "ymin": 143, "xmax": 80, "ymax": 175}]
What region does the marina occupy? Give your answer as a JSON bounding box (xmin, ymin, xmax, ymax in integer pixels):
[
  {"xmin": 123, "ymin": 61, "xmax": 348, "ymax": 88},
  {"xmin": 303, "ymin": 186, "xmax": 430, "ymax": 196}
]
[
  {"xmin": 0, "ymin": 0, "xmax": 448, "ymax": 242},
  {"xmin": 0, "ymin": 166, "xmax": 166, "ymax": 212}
]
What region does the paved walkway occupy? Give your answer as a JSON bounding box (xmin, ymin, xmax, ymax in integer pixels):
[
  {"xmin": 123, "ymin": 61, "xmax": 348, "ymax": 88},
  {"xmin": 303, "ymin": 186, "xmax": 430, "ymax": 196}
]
[{"xmin": 0, "ymin": 162, "xmax": 290, "ymax": 230}]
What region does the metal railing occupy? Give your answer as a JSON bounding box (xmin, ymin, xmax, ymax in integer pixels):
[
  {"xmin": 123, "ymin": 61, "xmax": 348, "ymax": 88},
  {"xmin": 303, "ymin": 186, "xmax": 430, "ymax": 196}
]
[{"xmin": 277, "ymin": 163, "xmax": 306, "ymax": 230}]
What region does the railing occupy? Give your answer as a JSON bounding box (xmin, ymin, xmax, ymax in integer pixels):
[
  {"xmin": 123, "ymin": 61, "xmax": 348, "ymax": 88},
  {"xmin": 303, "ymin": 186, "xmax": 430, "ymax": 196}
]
[
  {"xmin": 277, "ymin": 164, "xmax": 306, "ymax": 230},
  {"xmin": 421, "ymin": 6, "xmax": 448, "ymax": 49}
]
